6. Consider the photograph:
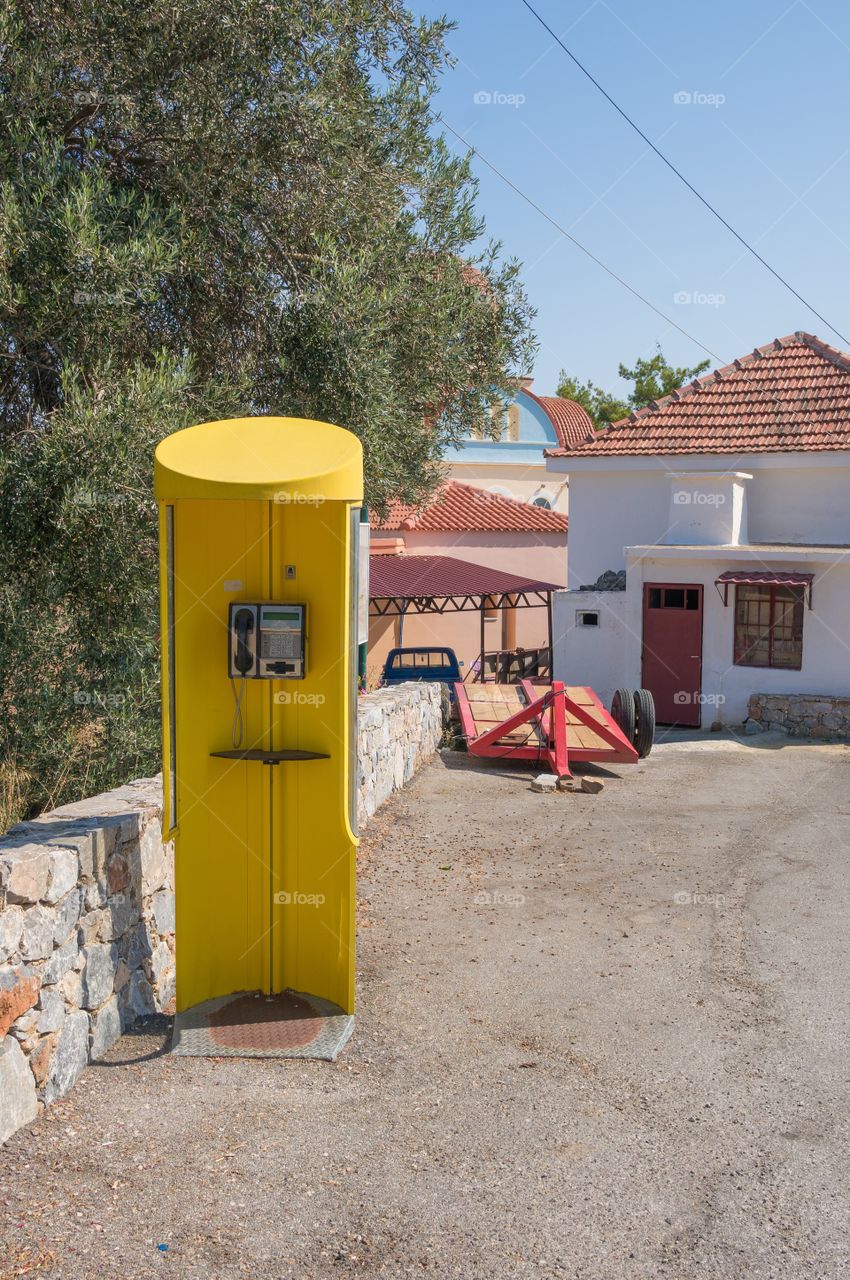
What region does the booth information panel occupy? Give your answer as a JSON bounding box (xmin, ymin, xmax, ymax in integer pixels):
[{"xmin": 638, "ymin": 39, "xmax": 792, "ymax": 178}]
[{"xmin": 155, "ymin": 417, "xmax": 363, "ymax": 1015}]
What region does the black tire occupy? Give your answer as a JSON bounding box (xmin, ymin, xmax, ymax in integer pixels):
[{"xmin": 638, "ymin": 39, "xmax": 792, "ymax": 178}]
[
  {"xmin": 611, "ymin": 688, "xmax": 635, "ymax": 741},
  {"xmin": 633, "ymin": 688, "xmax": 655, "ymax": 758}
]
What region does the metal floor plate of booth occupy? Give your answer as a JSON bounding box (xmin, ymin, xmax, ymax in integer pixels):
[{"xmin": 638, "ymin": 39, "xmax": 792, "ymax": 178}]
[{"xmin": 170, "ymin": 990, "xmax": 354, "ymax": 1061}]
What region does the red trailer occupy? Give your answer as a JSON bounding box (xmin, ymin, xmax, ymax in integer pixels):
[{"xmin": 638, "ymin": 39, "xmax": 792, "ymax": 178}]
[{"xmin": 454, "ymin": 680, "xmax": 654, "ymax": 778}]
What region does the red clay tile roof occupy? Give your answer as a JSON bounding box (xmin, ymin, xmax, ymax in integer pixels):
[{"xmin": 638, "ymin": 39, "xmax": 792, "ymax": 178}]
[
  {"xmin": 372, "ymin": 480, "xmax": 567, "ymax": 534},
  {"xmin": 524, "ymin": 388, "xmax": 595, "ymax": 449},
  {"xmin": 460, "ymin": 262, "xmax": 489, "ymax": 290},
  {"xmin": 545, "ymin": 332, "xmax": 850, "ymax": 457}
]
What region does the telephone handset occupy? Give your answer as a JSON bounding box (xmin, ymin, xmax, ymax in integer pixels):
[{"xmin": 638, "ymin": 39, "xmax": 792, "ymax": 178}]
[{"xmin": 233, "ymin": 607, "xmax": 255, "ymax": 675}]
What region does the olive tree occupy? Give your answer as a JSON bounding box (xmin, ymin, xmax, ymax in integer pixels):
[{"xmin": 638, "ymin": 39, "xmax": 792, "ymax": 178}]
[{"xmin": 0, "ymin": 0, "xmax": 534, "ymax": 819}]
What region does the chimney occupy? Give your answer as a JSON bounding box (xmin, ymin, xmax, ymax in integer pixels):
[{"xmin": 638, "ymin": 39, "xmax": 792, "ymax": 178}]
[{"xmin": 519, "ymin": 375, "xmax": 534, "ymax": 390}]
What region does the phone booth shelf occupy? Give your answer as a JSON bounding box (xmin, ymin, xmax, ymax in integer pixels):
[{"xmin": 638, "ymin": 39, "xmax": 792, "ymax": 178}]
[{"xmin": 155, "ymin": 416, "xmax": 363, "ymax": 1057}]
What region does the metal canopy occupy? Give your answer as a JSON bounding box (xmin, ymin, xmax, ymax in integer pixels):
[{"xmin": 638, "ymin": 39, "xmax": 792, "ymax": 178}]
[
  {"xmin": 368, "ymin": 554, "xmax": 558, "ymax": 617},
  {"xmin": 715, "ymin": 569, "xmax": 814, "ymax": 609},
  {"xmin": 369, "ymin": 554, "xmax": 558, "ymax": 681}
]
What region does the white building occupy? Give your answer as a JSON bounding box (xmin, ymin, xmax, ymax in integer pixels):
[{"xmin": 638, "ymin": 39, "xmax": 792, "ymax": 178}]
[{"xmin": 545, "ymin": 332, "xmax": 850, "ymax": 728}]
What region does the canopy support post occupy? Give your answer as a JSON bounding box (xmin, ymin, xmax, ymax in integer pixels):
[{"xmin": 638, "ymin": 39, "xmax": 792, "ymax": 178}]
[{"xmin": 546, "ymin": 592, "xmax": 553, "ymax": 671}]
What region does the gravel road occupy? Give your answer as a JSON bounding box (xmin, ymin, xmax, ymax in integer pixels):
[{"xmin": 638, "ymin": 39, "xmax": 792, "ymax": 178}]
[{"xmin": 2, "ymin": 733, "xmax": 850, "ymax": 1279}]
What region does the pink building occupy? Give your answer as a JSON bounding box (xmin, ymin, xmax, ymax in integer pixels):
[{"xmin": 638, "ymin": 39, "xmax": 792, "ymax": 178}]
[{"xmin": 368, "ymin": 480, "xmax": 567, "ymax": 684}]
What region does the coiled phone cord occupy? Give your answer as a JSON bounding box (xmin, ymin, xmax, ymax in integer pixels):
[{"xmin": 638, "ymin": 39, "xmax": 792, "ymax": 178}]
[{"xmin": 231, "ymin": 675, "xmax": 246, "ymax": 748}]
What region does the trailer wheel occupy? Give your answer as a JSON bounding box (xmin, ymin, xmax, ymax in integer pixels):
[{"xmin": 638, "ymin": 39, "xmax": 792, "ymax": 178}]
[
  {"xmin": 632, "ymin": 688, "xmax": 655, "ymax": 758},
  {"xmin": 611, "ymin": 688, "xmax": 636, "ymax": 741}
]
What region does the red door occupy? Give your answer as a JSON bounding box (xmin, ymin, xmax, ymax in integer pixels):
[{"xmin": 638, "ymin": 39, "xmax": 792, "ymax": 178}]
[{"xmin": 642, "ymin": 584, "xmax": 703, "ymax": 726}]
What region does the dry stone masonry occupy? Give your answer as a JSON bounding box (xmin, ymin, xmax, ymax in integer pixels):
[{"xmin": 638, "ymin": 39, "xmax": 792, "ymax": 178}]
[
  {"xmin": 746, "ymin": 693, "xmax": 850, "ymax": 739},
  {"xmin": 0, "ymin": 681, "xmax": 444, "ymax": 1144},
  {"xmin": 357, "ymin": 682, "xmax": 445, "ymax": 826},
  {"xmin": 0, "ymin": 778, "xmax": 174, "ymax": 1144}
]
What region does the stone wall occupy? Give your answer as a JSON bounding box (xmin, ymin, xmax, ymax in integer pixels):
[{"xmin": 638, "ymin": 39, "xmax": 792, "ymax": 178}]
[
  {"xmin": 0, "ymin": 681, "xmax": 443, "ymax": 1144},
  {"xmin": 0, "ymin": 778, "xmax": 174, "ymax": 1144},
  {"xmin": 746, "ymin": 692, "xmax": 850, "ymax": 738},
  {"xmin": 357, "ymin": 682, "xmax": 445, "ymax": 827}
]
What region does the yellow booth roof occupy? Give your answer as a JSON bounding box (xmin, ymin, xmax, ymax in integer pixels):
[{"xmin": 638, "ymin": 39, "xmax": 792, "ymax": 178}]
[{"xmin": 154, "ymin": 416, "xmax": 363, "ymax": 502}]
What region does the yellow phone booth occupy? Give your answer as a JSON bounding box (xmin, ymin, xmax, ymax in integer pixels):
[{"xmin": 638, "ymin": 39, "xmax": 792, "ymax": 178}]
[{"xmin": 155, "ymin": 417, "xmax": 363, "ymax": 1057}]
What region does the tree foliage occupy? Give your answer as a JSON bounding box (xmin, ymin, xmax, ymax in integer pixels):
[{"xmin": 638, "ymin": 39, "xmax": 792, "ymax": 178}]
[
  {"xmin": 0, "ymin": 0, "xmax": 535, "ymax": 820},
  {"xmin": 558, "ymin": 346, "xmax": 711, "ymax": 430},
  {"xmin": 554, "ymin": 374, "xmax": 629, "ymax": 434}
]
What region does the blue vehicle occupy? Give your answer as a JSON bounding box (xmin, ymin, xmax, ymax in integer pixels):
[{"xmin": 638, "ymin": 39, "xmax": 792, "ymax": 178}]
[{"xmin": 380, "ymin": 646, "xmax": 462, "ymax": 702}]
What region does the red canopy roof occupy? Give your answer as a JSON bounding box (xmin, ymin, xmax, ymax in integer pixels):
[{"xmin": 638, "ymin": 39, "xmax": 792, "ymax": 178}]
[
  {"xmin": 715, "ymin": 570, "xmax": 813, "ymax": 586},
  {"xmin": 715, "ymin": 569, "xmax": 814, "ymax": 606},
  {"xmin": 369, "ymin": 554, "xmax": 558, "ymax": 614}
]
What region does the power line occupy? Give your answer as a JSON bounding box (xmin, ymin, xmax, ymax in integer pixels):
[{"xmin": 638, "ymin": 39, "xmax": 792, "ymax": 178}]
[
  {"xmin": 438, "ymin": 116, "xmax": 728, "ymax": 367},
  {"xmin": 519, "ymin": 0, "xmax": 850, "ymax": 348},
  {"xmin": 440, "ymin": 118, "xmax": 796, "ymax": 426}
]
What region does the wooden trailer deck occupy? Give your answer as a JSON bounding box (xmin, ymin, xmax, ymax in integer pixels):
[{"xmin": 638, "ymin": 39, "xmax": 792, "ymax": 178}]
[{"xmin": 455, "ymin": 680, "xmax": 639, "ymax": 777}]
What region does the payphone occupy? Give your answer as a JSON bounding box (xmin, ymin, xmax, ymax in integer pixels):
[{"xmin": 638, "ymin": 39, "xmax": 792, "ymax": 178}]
[
  {"xmin": 155, "ymin": 415, "xmax": 363, "ymax": 1019},
  {"xmin": 228, "ymin": 603, "xmax": 306, "ymax": 679}
]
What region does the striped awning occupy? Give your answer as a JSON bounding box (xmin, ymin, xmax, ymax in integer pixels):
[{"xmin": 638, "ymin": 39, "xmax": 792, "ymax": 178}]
[{"xmin": 715, "ymin": 570, "xmax": 814, "ymax": 608}]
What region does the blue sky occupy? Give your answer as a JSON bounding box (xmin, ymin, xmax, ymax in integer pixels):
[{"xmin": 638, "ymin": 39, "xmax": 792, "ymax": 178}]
[{"xmin": 421, "ymin": 0, "xmax": 850, "ymax": 398}]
